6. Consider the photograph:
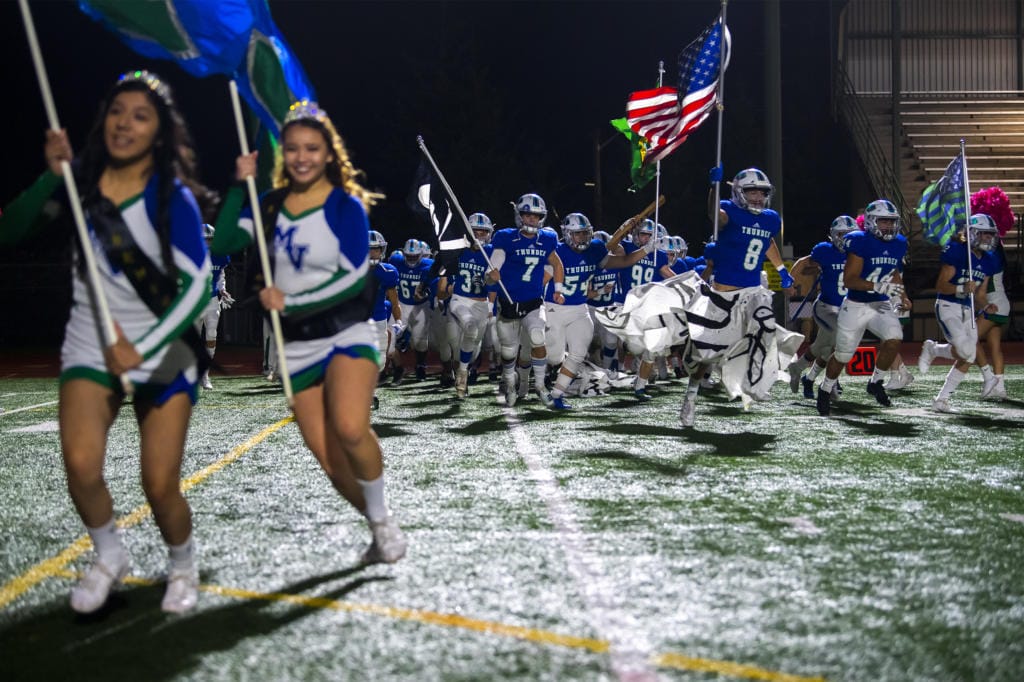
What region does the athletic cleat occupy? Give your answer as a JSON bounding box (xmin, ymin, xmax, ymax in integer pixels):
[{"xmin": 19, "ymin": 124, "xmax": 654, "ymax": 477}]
[
  {"xmin": 201, "ymin": 372, "xmax": 213, "ymax": 390},
  {"xmin": 816, "ymin": 388, "xmax": 831, "ymax": 416},
  {"xmin": 886, "ymin": 366, "xmax": 914, "ymax": 390},
  {"xmin": 634, "ymin": 389, "xmax": 653, "ymax": 402},
  {"xmin": 679, "ymin": 397, "xmax": 696, "ymax": 427},
  {"xmin": 801, "ymin": 376, "xmax": 815, "ymax": 399},
  {"xmin": 700, "ymin": 374, "xmax": 718, "ymax": 390},
  {"xmin": 918, "ymin": 339, "xmax": 937, "ymax": 374},
  {"xmin": 70, "ymin": 553, "xmax": 130, "ymax": 614},
  {"xmin": 536, "ymin": 387, "xmax": 554, "ymax": 407},
  {"xmin": 455, "ymin": 369, "xmax": 469, "ymax": 399},
  {"xmin": 931, "ymin": 398, "xmax": 953, "ymax": 413},
  {"xmin": 415, "ymin": 364, "xmax": 427, "ymax": 382},
  {"xmin": 550, "ymin": 396, "xmax": 572, "ymax": 410},
  {"xmin": 439, "ymin": 372, "xmax": 455, "ymax": 389},
  {"xmin": 866, "ymin": 380, "xmax": 892, "ymax": 407},
  {"xmin": 834, "ymin": 380, "xmax": 844, "ymax": 396},
  {"xmin": 361, "ymin": 516, "xmax": 407, "ymax": 565},
  {"xmin": 265, "ymin": 370, "xmax": 278, "ymax": 383},
  {"xmin": 161, "ymin": 565, "xmax": 199, "ymax": 614}
]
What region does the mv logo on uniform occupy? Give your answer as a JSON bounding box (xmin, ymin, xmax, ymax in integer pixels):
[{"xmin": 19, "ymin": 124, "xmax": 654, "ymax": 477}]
[{"xmin": 276, "ymin": 226, "xmax": 309, "ymax": 270}]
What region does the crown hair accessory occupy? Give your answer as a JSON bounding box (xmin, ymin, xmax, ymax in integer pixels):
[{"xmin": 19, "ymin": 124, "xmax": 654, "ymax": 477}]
[
  {"xmin": 117, "ymin": 70, "xmax": 173, "ymax": 106},
  {"xmin": 284, "ymin": 99, "xmax": 328, "ymax": 125}
]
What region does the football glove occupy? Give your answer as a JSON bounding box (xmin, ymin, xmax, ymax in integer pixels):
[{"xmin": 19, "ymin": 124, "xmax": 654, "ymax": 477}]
[
  {"xmin": 219, "ymin": 290, "xmax": 235, "ymax": 309},
  {"xmin": 776, "ymin": 266, "xmax": 794, "ymax": 290},
  {"xmin": 872, "ymin": 281, "xmax": 904, "ymax": 298}
]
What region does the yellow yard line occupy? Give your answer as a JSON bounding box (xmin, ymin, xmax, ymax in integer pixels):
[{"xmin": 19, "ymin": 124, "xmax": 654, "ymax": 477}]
[
  {"xmin": 46, "ymin": 569, "xmax": 825, "ymax": 682},
  {"xmin": 0, "ymin": 417, "xmax": 293, "ymax": 610}
]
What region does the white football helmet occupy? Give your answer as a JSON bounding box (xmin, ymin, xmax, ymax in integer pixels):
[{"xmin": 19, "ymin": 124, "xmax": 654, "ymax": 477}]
[
  {"xmin": 676, "ymin": 236, "xmax": 688, "ymax": 259},
  {"xmin": 731, "ymin": 168, "xmax": 773, "ymax": 214},
  {"xmin": 561, "ymin": 213, "xmax": 594, "ymax": 253},
  {"xmin": 202, "ymin": 223, "xmax": 215, "ymax": 239},
  {"xmin": 968, "ymin": 213, "xmax": 998, "ymax": 252},
  {"xmin": 369, "ymin": 230, "xmax": 387, "ymax": 265},
  {"xmin": 514, "ymin": 193, "xmax": 547, "ymax": 234},
  {"xmin": 467, "ymin": 212, "xmax": 494, "ymax": 246},
  {"xmin": 634, "ymin": 219, "xmax": 656, "ymax": 245},
  {"xmin": 402, "ymin": 238, "xmax": 424, "ymax": 266},
  {"xmin": 593, "ymin": 230, "xmax": 611, "ymax": 244},
  {"xmin": 864, "ymin": 199, "xmax": 900, "ymax": 241},
  {"xmin": 829, "ymin": 215, "xmax": 857, "ymax": 252}
]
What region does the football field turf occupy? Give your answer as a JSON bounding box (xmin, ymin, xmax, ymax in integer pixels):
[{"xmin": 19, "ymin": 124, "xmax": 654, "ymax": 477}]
[{"xmin": 1, "ymin": 365, "xmax": 1023, "ymax": 681}]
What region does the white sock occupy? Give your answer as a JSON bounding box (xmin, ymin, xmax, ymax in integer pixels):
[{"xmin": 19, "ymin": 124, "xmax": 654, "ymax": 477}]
[
  {"xmin": 820, "ymin": 376, "xmax": 837, "ymax": 392},
  {"xmin": 87, "ymin": 517, "xmax": 125, "ymax": 562},
  {"xmin": 551, "ymin": 372, "xmax": 572, "ymax": 399},
  {"xmin": 531, "ymin": 359, "xmax": 546, "ymax": 388},
  {"xmin": 168, "ymin": 534, "xmax": 196, "ymax": 571},
  {"xmin": 870, "ymin": 367, "xmax": 886, "ymax": 383},
  {"xmin": 937, "ymin": 367, "xmax": 968, "ymax": 401},
  {"xmin": 635, "ymin": 376, "xmax": 648, "ymax": 391},
  {"xmin": 357, "ymin": 476, "xmax": 389, "ymax": 523},
  {"xmin": 806, "ymin": 362, "xmax": 824, "ymax": 380},
  {"xmin": 980, "ymin": 364, "xmax": 994, "ymax": 380},
  {"xmin": 206, "ymin": 346, "xmax": 215, "ymax": 358},
  {"xmin": 935, "ymin": 343, "xmax": 954, "ymax": 360},
  {"xmin": 685, "ymin": 376, "xmax": 700, "ymax": 399}
]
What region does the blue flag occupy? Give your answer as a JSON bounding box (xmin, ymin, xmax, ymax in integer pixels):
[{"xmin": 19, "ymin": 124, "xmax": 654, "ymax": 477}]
[
  {"xmin": 79, "ymin": 0, "xmax": 314, "ymax": 136},
  {"xmin": 915, "ymin": 153, "xmax": 966, "ymax": 246}
]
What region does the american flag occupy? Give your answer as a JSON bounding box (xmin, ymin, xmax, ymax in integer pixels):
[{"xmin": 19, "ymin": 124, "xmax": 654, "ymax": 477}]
[{"xmin": 626, "ymin": 15, "xmax": 730, "ymax": 166}]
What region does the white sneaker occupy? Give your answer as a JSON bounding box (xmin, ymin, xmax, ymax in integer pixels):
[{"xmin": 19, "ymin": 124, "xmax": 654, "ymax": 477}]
[
  {"xmin": 361, "ymin": 516, "xmax": 407, "ymax": 565},
  {"xmin": 931, "ymin": 398, "xmax": 953, "ymax": 413},
  {"xmin": 679, "ymin": 397, "xmax": 697, "ymax": 427},
  {"xmin": 455, "ymin": 368, "xmax": 469, "ymax": 399},
  {"xmin": 201, "ymin": 373, "xmax": 213, "ymax": 390},
  {"xmin": 981, "ymin": 375, "xmax": 998, "ymax": 398},
  {"xmin": 161, "ymin": 565, "xmax": 199, "ymax": 614},
  {"xmin": 989, "ymin": 378, "xmax": 1007, "ymax": 400},
  {"xmin": 70, "ymin": 553, "xmax": 130, "ymax": 614},
  {"xmin": 918, "ymin": 340, "xmax": 936, "ymax": 374},
  {"xmin": 886, "ymin": 367, "xmax": 914, "ymax": 390}
]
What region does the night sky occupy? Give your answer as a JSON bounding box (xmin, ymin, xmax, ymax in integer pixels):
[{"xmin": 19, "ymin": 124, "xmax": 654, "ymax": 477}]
[{"xmin": 0, "ymin": 1, "xmax": 857, "ymax": 280}]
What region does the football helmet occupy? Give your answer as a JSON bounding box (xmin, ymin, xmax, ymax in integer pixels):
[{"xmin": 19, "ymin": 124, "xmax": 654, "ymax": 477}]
[
  {"xmin": 369, "ymin": 230, "xmax": 387, "ymax": 265},
  {"xmin": 676, "ymin": 236, "xmax": 689, "ymax": 259},
  {"xmin": 402, "ymin": 238, "xmax": 424, "ymax": 266},
  {"xmin": 864, "ymin": 199, "xmax": 900, "ymax": 241},
  {"xmin": 467, "ymin": 212, "xmax": 494, "ymax": 245},
  {"xmin": 202, "ymin": 224, "xmax": 215, "ymax": 239},
  {"xmin": 592, "ymin": 230, "xmax": 611, "ymax": 244},
  {"xmin": 829, "ymin": 215, "xmax": 857, "ymax": 252},
  {"xmin": 731, "ymin": 168, "xmax": 773, "ymax": 214},
  {"xmin": 634, "ymin": 219, "xmax": 656, "ymax": 245},
  {"xmin": 514, "ymin": 193, "xmax": 547, "ymax": 234},
  {"xmin": 561, "ymin": 213, "xmax": 594, "ymax": 253},
  {"xmin": 968, "ymin": 213, "xmax": 998, "ymax": 252}
]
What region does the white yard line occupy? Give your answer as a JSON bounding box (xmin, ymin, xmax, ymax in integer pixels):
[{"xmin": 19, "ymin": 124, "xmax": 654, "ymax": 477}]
[
  {"xmin": 504, "ymin": 407, "xmax": 659, "ymax": 682},
  {"xmin": 0, "ymin": 400, "xmax": 58, "ymax": 417}
]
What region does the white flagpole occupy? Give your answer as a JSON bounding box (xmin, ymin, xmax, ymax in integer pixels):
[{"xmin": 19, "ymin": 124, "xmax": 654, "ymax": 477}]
[
  {"xmin": 712, "ymin": 1, "xmax": 729, "ymax": 243},
  {"xmin": 959, "ymin": 138, "xmax": 975, "ymax": 327},
  {"xmin": 415, "ymin": 136, "xmax": 515, "ymax": 304},
  {"xmin": 228, "ymin": 81, "xmax": 293, "ymax": 406},
  {"xmin": 653, "ymin": 61, "xmax": 665, "ymax": 230},
  {"xmin": 18, "ymin": 0, "xmax": 134, "ymax": 395}
]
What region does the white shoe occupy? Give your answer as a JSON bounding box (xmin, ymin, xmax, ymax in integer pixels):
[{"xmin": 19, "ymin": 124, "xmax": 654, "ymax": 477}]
[
  {"xmin": 700, "ymin": 375, "xmax": 718, "ymax": 390},
  {"xmin": 679, "ymin": 397, "xmax": 697, "ymax": 427},
  {"xmin": 886, "ymin": 367, "xmax": 914, "ymax": 390},
  {"xmin": 265, "ymin": 370, "xmax": 278, "ymax": 383},
  {"xmin": 536, "ymin": 386, "xmax": 553, "ymax": 407},
  {"xmin": 988, "ymin": 378, "xmax": 1007, "ymax": 400},
  {"xmin": 981, "ymin": 375, "xmax": 998, "ymax": 398},
  {"xmin": 455, "ymin": 368, "xmax": 469, "ymax": 399},
  {"xmin": 70, "ymin": 553, "xmax": 130, "ymax": 614},
  {"xmin": 931, "ymin": 398, "xmax": 953, "ymax": 413},
  {"xmin": 161, "ymin": 565, "xmax": 199, "ymax": 614},
  {"xmin": 918, "ymin": 340, "xmax": 936, "ymax": 374},
  {"xmin": 361, "ymin": 516, "xmax": 407, "ymax": 565},
  {"xmin": 201, "ymin": 373, "xmax": 213, "ymax": 390}
]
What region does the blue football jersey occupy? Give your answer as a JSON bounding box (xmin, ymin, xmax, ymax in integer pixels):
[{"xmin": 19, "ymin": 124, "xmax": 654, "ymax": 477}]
[
  {"xmin": 209, "ymin": 253, "xmax": 230, "ymax": 298},
  {"xmin": 810, "ymin": 241, "xmax": 848, "ymax": 307},
  {"xmin": 620, "ymin": 241, "xmax": 668, "ymax": 290},
  {"xmin": 711, "ymin": 200, "xmax": 782, "ymax": 287},
  {"xmin": 844, "ymin": 231, "xmax": 908, "ymax": 303},
  {"xmin": 546, "ymin": 240, "xmax": 608, "ymax": 305},
  {"xmin": 937, "ymin": 241, "xmax": 998, "ymax": 305},
  {"xmin": 587, "ymin": 268, "xmax": 619, "ymax": 307},
  {"xmin": 451, "ymin": 245, "xmax": 493, "ymax": 298},
  {"xmin": 372, "ymin": 262, "xmax": 399, "ymax": 321},
  {"xmin": 491, "ymin": 227, "xmax": 559, "ymax": 301},
  {"xmin": 389, "ymin": 252, "xmax": 433, "ymax": 304}
]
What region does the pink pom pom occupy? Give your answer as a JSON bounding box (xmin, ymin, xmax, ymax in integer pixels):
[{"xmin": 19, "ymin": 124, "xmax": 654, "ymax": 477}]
[
  {"xmin": 970, "ymin": 186, "xmax": 1015, "ymax": 237},
  {"xmin": 855, "ymin": 214, "xmax": 865, "ymax": 229}
]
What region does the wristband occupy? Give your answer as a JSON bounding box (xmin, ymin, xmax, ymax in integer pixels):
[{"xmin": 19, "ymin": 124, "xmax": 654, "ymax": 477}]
[{"xmin": 554, "ymin": 282, "xmax": 564, "ymax": 293}]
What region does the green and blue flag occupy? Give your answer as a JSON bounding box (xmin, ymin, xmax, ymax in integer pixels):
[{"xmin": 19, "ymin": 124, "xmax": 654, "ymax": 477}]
[{"xmin": 915, "ymin": 153, "xmax": 967, "ymax": 246}]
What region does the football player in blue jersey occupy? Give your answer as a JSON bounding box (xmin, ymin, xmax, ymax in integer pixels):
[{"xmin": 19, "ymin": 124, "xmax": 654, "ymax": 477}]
[
  {"xmin": 368, "ymin": 231, "xmax": 403, "ymax": 407},
  {"xmin": 812, "ymin": 200, "xmax": 911, "ymax": 416},
  {"xmin": 389, "ymin": 239, "xmax": 433, "ymax": 382},
  {"xmin": 200, "ymin": 224, "xmax": 234, "ymax": 390},
  {"xmin": 586, "ymin": 230, "xmax": 625, "ymax": 371},
  {"xmin": 546, "ymin": 213, "xmax": 659, "ymax": 409},
  {"xmin": 920, "ymin": 214, "xmax": 999, "ymax": 412},
  {"xmin": 679, "ymin": 168, "xmax": 794, "ymax": 426},
  {"xmin": 441, "ymin": 212, "xmax": 497, "ymax": 399},
  {"xmin": 485, "ymin": 193, "xmax": 564, "ymax": 406},
  {"xmin": 788, "ymin": 215, "xmax": 857, "ymax": 399}
]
